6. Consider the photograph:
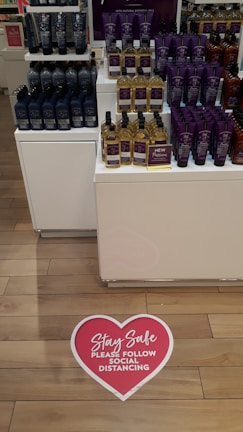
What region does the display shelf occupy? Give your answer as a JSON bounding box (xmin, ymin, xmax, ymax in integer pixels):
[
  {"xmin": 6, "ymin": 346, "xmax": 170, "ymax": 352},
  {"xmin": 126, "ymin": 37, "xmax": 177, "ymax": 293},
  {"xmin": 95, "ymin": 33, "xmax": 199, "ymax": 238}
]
[
  {"xmin": 95, "ymin": 138, "xmax": 243, "ymax": 184},
  {"xmin": 0, "ymin": 4, "xmax": 18, "ymax": 8},
  {"xmin": 26, "ymin": 5, "xmax": 80, "ymax": 12},
  {"xmin": 15, "ymin": 127, "xmax": 99, "ymax": 142},
  {"xmin": 24, "ymin": 46, "xmax": 90, "ymax": 61}
]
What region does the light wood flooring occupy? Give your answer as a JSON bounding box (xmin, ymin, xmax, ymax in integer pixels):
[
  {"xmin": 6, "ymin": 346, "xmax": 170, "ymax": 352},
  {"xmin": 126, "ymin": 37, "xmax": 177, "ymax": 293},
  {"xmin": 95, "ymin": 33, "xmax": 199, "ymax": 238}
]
[{"xmin": 1, "ymin": 93, "xmax": 243, "ymax": 431}]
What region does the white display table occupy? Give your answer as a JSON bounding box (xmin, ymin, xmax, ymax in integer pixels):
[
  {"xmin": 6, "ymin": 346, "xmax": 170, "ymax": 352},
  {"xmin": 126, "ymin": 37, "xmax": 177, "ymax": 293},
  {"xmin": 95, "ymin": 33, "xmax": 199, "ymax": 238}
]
[{"xmin": 95, "ymin": 143, "xmax": 243, "ymax": 284}]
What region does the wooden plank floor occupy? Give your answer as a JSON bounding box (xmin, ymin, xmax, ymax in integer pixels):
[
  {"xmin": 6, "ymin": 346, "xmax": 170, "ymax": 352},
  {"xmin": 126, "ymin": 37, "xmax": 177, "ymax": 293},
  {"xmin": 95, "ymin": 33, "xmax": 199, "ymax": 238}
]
[{"xmin": 1, "ymin": 94, "xmax": 243, "ymax": 431}]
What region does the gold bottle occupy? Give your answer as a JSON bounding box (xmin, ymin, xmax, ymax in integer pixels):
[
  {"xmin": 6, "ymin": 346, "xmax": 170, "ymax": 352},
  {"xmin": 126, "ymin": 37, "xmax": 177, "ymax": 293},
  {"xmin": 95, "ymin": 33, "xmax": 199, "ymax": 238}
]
[
  {"xmin": 119, "ymin": 120, "xmax": 133, "ymax": 165},
  {"xmin": 147, "ymin": 68, "xmax": 164, "ymax": 113},
  {"xmin": 150, "ymin": 119, "xmax": 168, "ymax": 145},
  {"xmin": 107, "ymin": 38, "xmax": 121, "ymax": 80},
  {"xmin": 132, "ymin": 67, "xmax": 148, "ymax": 112},
  {"xmin": 117, "ymin": 67, "xmax": 132, "ymax": 113},
  {"xmin": 121, "ymin": 38, "xmax": 138, "ymax": 78},
  {"xmin": 137, "ymin": 38, "xmax": 152, "ymax": 78},
  {"xmin": 133, "ymin": 120, "xmax": 150, "ymax": 166},
  {"xmin": 104, "ymin": 124, "xmax": 121, "ymax": 168},
  {"xmin": 101, "ymin": 112, "xmax": 116, "ymax": 161}
]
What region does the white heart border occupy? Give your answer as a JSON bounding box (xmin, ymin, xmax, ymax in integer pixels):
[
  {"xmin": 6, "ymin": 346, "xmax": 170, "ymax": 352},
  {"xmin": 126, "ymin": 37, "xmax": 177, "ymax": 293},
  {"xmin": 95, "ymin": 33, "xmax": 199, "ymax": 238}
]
[{"xmin": 70, "ymin": 314, "xmax": 174, "ymax": 401}]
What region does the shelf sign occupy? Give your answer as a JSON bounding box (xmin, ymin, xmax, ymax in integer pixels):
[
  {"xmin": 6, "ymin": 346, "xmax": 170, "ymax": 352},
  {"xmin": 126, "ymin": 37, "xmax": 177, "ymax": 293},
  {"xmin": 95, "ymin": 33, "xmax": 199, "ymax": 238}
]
[
  {"xmin": 4, "ymin": 22, "xmax": 25, "ymax": 49},
  {"xmin": 147, "ymin": 144, "xmax": 172, "ymax": 171},
  {"xmin": 71, "ymin": 314, "xmax": 174, "ymax": 401},
  {"xmin": 17, "ymin": 0, "xmax": 29, "ymax": 15}
]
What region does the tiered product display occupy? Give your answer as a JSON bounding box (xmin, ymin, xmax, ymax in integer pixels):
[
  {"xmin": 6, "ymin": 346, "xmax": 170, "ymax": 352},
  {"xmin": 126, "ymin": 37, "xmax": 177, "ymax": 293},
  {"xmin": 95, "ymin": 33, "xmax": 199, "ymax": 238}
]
[{"xmin": 13, "ymin": 0, "xmax": 243, "ymax": 283}]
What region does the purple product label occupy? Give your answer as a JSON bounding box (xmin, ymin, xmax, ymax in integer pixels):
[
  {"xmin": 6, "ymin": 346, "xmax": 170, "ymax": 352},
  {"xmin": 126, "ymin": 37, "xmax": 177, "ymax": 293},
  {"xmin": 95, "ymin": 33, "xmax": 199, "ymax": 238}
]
[
  {"xmin": 205, "ymin": 76, "xmax": 220, "ymax": 105},
  {"xmin": 150, "ymin": 87, "xmax": 163, "ymax": 110},
  {"xmin": 215, "ymin": 22, "xmax": 227, "ymax": 33},
  {"xmin": 134, "ymin": 87, "xmax": 147, "ymax": 110},
  {"xmin": 124, "ymin": 56, "xmax": 136, "ymax": 76},
  {"xmin": 106, "ymin": 143, "xmax": 120, "ymax": 166},
  {"xmin": 121, "ymin": 140, "xmax": 132, "ymax": 162},
  {"xmin": 202, "ymin": 22, "xmax": 214, "ymax": 33},
  {"xmin": 139, "ymin": 55, "xmax": 151, "ymax": 75},
  {"xmin": 215, "ymin": 131, "xmax": 231, "ymax": 162},
  {"xmin": 192, "ymin": 45, "xmax": 205, "ymax": 62},
  {"xmin": 108, "ymin": 54, "xmax": 121, "ymax": 76},
  {"xmin": 133, "ymin": 141, "xmax": 147, "ymax": 163},
  {"xmin": 170, "ymin": 76, "xmax": 184, "ymax": 106},
  {"xmin": 118, "ymin": 87, "xmax": 131, "ymax": 110},
  {"xmin": 230, "ymin": 22, "xmax": 241, "ymax": 33},
  {"xmin": 140, "ymin": 22, "xmax": 151, "ymax": 39},
  {"xmin": 178, "ymin": 132, "xmax": 193, "ymax": 163},
  {"xmin": 196, "ymin": 130, "xmax": 211, "ymax": 161},
  {"xmin": 121, "ymin": 22, "xmax": 133, "ymax": 36},
  {"xmin": 176, "ymin": 46, "xmax": 188, "ymax": 61},
  {"xmin": 187, "ymin": 76, "xmax": 201, "ymax": 105}
]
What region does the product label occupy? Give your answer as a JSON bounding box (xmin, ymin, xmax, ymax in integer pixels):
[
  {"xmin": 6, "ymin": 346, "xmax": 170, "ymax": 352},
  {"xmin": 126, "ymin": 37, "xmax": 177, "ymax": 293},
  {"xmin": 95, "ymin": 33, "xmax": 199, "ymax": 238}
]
[
  {"xmin": 118, "ymin": 88, "xmax": 131, "ymax": 110},
  {"xmin": 178, "ymin": 132, "xmax": 193, "ymax": 164},
  {"xmin": 215, "ymin": 22, "xmax": 227, "ymax": 33},
  {"xmin": 150, "ymin": 88, "xmax": 163, "ymax": 110},
  {"xmin": 215, "ymin": 131, "xmax": 231, "ymax": 162},
  {"xmin": 72, "ymin": 116, "xmax": 83, "ymax": 128},
  {"xmin": 187, "ymin": 76, "xmax": 201, "ymax": 105},
  {"xmin": 192, "ymin": 45, "xmax": 205, "ymax": 62},
  {"xmin": 230, "ymin": 22, "xmax": 241, "ymax": 33},
  {"xmin": 106, "ymin": 143, "xmax": 120, "ymax": 166},
  {"xmin": 176, "ymin": 46, "xmax": 188, "ymax": 62},
  {"xmin": 202, "ymin": 22, "xmax": 214, "ymax": 33},
  {"xmin": 133, "ymin": 141, "xmax": 147, "ymax": 164},
  {"xmin": 196, "ymin": 130, "xmax": 211, "ymax": 161},
  {"xmin": 121, "ymin": 140, "xmax": 131, "ymax": 163},
  {"xmin": 139, "ymin": 55, "xmax": 151, "ymax": 75},
  {"xmin": 44, "ymin": 119, "xmax": 56, "ymax": 130},
  {"xmin": 124, "ymin": 56, "xmax": 136, "ymax": 76},
  {"xmin": 205, "ymin": 76, "xmax": 220, "ymax": 105},
  {"xmin": 170, "ymin": 76, "xmax": 184, "ymax": 106},
  {"xmin": 134, "ymin": 88, "xmax": 147, "ymax": 110},
  {"xmin": 108, "ymin": 54, "xmax": 121, "ymax": 76},
  {"xmin": 57, "ymin": 119, "xmax": 70, "ymax": 129}
]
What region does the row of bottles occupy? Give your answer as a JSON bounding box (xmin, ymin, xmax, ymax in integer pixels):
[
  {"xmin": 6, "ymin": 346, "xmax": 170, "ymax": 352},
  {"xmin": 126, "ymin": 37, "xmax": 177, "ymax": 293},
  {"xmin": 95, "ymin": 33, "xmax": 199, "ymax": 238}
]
[
  {"xmin": 14, "ymin": 83, "xmax": 98, "ymax": 130},
  {"xmin": 171, "ymin": 106, "xmax": 234, "ymax": 167},
  {"xmin": 117, "ymin": 67, "xmax": 164, "ymax": 113},
  {"xmin": 107, "ymin": 38, "xmax": 152, "ymax": 79},
  {"xmin": 186, "ymin": 4, "xmax": 242, "ymax": 35},
  {"xmin": 27, "ymin": 58, "xmax": 97, "ymax": 94},
  {"xmin": 205, "ymin": 30, "xmax": 238, "ymax": 67},
  {"xmin": 25, "ymin": 11, "xmax": 87, "ymax": 55},
  {"xmin": 101, "ymin": 111, "xmax": 168, "ymax": 168}
]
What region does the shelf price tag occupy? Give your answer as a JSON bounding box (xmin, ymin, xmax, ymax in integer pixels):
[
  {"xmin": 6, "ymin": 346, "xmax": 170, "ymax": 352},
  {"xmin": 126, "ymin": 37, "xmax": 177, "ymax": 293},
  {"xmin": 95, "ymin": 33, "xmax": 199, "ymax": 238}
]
[{"xmin": 147, "ymin": 144, "xmax": 172, "ymax": 171}]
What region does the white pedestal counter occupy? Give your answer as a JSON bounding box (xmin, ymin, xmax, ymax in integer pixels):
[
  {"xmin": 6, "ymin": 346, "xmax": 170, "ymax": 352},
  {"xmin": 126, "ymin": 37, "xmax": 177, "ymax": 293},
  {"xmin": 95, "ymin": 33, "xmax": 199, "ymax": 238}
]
[{"xmin": 95, "ymin": 144, "xmax": 243, "ymax": 284}]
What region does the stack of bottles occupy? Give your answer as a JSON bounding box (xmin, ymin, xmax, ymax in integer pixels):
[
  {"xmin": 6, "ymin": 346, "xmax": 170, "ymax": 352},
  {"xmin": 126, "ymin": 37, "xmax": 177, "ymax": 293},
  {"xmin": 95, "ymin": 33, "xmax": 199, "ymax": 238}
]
[
  {"xmin": 107, "ymin": 38, "xmax": 153, "ymax": 79},
  {"xmin": 171, "ymin": 106, "xmax": 234, "ymax": 167},
  {"xmin": 187, "ymin": 4, "xmax": 242, "ymax": 35},
  {"xmin": 167, "ymin": 62, "xmax": 223, "ymax": 107},
  {"xmin": 117, "ymin": 67, "xmax": 164, "ymax": 113},
  {"xmin": 101, "ymin": 111, "xmax": 168, "ymax": 168},
  {"xmin": 25, "ymin": 10, "xmax": 87, "ymax": 55},
  {"xmin": 102, "ymin": 10, "xmax": 154, "ymax": 53},
  {"xmin": 15, "ymin": 58, "xmax": 98, "ymax": 130}
]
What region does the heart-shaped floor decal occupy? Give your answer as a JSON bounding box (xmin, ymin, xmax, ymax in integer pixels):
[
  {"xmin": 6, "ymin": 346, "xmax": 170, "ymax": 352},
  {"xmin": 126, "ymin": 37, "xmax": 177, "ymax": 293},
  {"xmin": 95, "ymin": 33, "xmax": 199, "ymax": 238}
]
[{"xmin": 70, "ymin": 314, "xmax": 174, "ymax": 401}]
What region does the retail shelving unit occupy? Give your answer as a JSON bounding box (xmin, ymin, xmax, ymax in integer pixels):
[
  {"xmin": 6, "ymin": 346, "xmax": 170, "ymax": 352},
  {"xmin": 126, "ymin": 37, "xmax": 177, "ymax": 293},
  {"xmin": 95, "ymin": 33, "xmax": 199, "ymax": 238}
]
[{"xmin": 14, "ymin": 3, "xmax": 99, "ymax": 237}]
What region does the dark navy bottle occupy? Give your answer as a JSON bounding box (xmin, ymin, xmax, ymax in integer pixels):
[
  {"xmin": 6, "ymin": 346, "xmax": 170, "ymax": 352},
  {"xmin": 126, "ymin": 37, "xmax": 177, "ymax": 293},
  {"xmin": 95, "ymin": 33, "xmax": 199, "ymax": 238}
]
[
  {"xmin": 52, "ymin": 63, "xmax": 66, "ymax": 90},
  {"xmin": 70, "ymin": 87, "xmax": 84, "ymax": 128},
  {"xmin": 40, "ymin": 62, "xmax": 53, "ymax": 92},
  {"xmin": 83, "ymin": 90, "xmax": 98, "ymax": 128},
  {"xmin": 55, "ymin": 85, "xmax": 71, "ymax": 130},
  {"xmin": 28, "ymin": 86, "xmax": 44, "ymax": 130},
  {"xmin": 42, "ymin": 86, "xmax": 57, "ymax": 130},
  {"xmin": 78, "ymin": 61, "xmax": 92, "ymax": 96},
  {"xmin": 14, "ymin": 85, "xmax": 31, "ymax": 130},
  {"xmin": 27, "ymin": 61, "xmax": 41, "ymax": 92},
  {"xmin": 65, "ymin": 62, "xmax": 78, "ymax": 90}
]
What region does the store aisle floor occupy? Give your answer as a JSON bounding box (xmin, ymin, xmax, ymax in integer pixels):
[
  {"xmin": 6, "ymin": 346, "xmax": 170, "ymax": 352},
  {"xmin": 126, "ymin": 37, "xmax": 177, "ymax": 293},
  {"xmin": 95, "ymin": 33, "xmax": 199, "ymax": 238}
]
[{"xmin": 1, "ymin": 94, "xmax": 243, "ymax": 431}]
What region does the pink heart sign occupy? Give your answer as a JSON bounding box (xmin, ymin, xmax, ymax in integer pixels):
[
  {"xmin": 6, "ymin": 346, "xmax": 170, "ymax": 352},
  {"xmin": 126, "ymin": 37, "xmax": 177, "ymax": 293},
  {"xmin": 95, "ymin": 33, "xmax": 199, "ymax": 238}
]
[{"xmin": 70, "ymin": 314, "xmax": 174, "ymax": 401}]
